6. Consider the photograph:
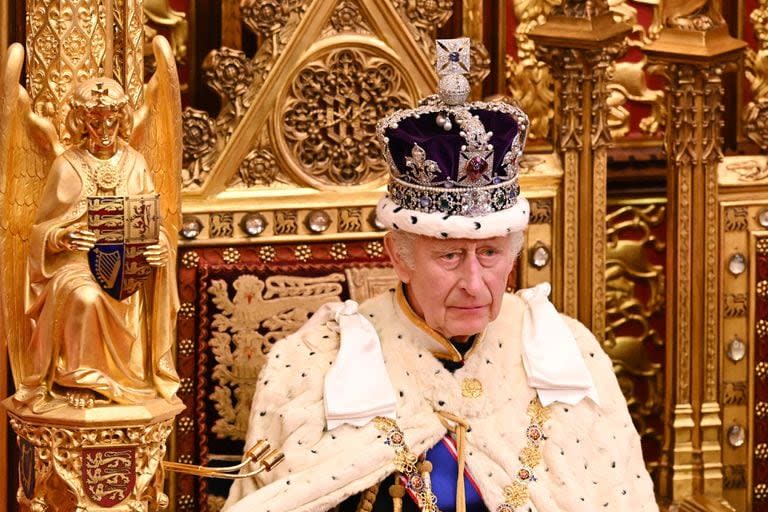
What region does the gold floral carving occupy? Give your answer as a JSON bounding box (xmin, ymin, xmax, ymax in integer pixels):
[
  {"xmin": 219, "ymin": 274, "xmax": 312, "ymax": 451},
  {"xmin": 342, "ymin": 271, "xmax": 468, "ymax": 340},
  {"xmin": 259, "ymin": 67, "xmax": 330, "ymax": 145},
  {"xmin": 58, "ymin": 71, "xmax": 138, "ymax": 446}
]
[
  {"xmin": 563, "ymin": 151, "xmax": 579, "ymax": 317},
  {"xmin": 665, "ymin": 64, "xmax": 697, "ymax": 404},
  {"xmin": 259, "ymin": 245, "xmax": 276, "ymax": 262},
  {"xmin": 111, "ymin": 0, "xmax": 145, "ymax": 109},
  {"xmin": 236, "ymin": 149, "xmax": 279, "ymax": 187},
  {"xmin": 26, "ymin": 0, "xmax": 107, "ymax": 139},
  {"xmin": 180, "ymin": 0, "xmax": 307, "ymax": 189},
  {"xmin": 511, "ymin": 1, "xmax": 663, "ymax": 139},
  {"xmin": 699, "ymin": 65, "xmax": 725, "ymax": 402},
  {"xmin": 746, "ymin": 1, "xmax": 768, "ymax": 150},
  {"xmin": 605, "ymin": 4, "xmax": 665, "ymax": 138},
  {"xmin": 506, "ymin": 0, "xmax": 559, "ymax": 139},
  {"xmin": 203, "ymin": 48, "xmax": 253, "ymax": 116},
  {"xmin": 324, "ymin": 0, "xmax": 373, "ymax": 36},
  {"xmin": 280, "ymin": 48, "xmax": 413, "ymax": 187},
  {"xmin": 469, "ymin": 40, "xmax": 491, "ymax": 90},
  {"xmin": 207, "ymin": 274, "xmax": 345, "ymax": 440},
  {"xmin": 182, "ymin": 107, "xmax": 215, "ymax": 161},
  {"xmin": 390, "ymin": 0, "xmax": 454, "ymax": 58},
  {"xmin": 605, "ymin": 203, "xmax": 665, "ymax": 464},
  {"xmin": 242, "ymin": 0, "xmax": 290, "ymax": 39}
]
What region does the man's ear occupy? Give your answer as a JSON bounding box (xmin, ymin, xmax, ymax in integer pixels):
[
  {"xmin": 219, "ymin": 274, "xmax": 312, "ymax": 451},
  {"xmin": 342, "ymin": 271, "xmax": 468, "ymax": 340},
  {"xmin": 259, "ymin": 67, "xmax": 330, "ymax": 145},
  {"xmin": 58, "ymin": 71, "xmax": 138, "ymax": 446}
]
[{"xmin": 383, "ymin": 233, "xmax": 412, "ymax": 284}]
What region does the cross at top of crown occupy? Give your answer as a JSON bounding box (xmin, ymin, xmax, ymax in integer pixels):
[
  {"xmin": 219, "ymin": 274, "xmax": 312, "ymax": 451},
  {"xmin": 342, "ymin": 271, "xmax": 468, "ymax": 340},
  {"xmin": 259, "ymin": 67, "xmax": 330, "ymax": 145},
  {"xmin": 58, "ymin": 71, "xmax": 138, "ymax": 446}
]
[{"xmin": 436, "ymin": 38, "xmax": 471, "ymax": 77}]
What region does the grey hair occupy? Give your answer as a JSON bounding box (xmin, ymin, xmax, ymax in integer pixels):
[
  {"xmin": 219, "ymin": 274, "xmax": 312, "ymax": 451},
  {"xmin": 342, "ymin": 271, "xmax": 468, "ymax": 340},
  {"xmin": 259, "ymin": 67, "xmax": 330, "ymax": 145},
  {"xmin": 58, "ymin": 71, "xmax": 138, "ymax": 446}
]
[{"xmin": 387, "ymin": 230, "xmax": 525, "ymax": 269}]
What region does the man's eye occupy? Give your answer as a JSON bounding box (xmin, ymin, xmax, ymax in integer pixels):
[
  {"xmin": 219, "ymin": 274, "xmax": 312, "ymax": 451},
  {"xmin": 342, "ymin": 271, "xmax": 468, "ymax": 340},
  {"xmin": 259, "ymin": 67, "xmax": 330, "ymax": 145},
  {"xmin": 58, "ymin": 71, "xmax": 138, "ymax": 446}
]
[{"xmin": 441, "ymin": 252, "xmax": 459, "ymax": 261}]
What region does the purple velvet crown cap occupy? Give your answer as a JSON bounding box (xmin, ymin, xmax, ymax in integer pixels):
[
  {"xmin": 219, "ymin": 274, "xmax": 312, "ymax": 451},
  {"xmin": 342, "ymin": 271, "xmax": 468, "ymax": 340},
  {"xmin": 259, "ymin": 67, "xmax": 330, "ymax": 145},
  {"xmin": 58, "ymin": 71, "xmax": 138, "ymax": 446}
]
[{"xmin": 384, "ymin": 107, "xmax": 521, "ymax": 187}]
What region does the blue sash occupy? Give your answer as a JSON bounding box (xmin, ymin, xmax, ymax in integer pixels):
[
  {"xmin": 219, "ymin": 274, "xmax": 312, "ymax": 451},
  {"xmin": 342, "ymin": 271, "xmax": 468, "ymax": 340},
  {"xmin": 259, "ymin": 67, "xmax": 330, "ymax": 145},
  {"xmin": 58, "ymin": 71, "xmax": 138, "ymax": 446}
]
[{"xmin": 403, "ymin": 436, "xmax": 488, "ymax": 512}]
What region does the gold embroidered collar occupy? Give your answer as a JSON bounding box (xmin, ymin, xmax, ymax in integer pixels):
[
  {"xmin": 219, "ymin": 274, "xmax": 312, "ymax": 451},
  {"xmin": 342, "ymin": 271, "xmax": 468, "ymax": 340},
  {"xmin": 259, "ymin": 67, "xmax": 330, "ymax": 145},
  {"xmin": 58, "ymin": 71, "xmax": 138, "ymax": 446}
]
[{"xmin": 395, "ymin": 284, "xmax": 483, "ymax": 363}]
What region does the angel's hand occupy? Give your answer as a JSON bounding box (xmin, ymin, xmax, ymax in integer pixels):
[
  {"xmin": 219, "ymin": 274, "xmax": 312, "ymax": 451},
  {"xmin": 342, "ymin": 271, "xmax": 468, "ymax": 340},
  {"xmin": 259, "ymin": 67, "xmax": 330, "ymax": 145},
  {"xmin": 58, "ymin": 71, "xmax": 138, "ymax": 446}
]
[
  {"xmin": 54, "ymin": 224, "xmax": 98, "ymax": 252},
  {"xmin": 143, "ymin": 239, "xmax": 169, "ymax": 268}
]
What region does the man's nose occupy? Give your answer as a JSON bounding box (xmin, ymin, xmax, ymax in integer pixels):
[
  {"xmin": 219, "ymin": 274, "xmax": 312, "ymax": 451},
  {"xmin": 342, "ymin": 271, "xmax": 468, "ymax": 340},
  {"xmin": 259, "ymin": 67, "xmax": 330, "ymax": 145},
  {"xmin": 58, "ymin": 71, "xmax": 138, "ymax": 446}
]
[{"xmin": 458, "ymin": 253, "xmax": 484, "ymax": 295}]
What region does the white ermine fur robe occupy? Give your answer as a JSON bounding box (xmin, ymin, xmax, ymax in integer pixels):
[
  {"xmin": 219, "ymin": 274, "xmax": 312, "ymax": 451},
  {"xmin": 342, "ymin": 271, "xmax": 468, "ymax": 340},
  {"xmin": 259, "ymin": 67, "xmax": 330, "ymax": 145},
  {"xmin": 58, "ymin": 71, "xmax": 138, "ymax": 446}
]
[{"xmin": 224, "ymin": 289, "xmax": 658, "ymax": 512}]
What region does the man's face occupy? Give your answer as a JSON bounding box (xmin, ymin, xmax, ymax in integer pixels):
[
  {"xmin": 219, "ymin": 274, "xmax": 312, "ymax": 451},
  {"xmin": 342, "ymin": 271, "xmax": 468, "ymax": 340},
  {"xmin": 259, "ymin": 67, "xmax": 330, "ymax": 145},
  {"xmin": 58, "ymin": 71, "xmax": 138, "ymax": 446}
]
[
  {"xmin": 84, "ymin": 107, "xmax": 121, "ymax": 152},
  {"xmin": 386, "ymin": 234, "xmax": 516, "ymax": 341}
]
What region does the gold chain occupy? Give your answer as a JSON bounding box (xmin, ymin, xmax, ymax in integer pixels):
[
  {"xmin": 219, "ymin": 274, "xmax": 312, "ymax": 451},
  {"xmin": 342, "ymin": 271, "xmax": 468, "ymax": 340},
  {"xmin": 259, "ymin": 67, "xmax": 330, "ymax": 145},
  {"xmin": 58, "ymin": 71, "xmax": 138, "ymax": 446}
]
[
  {"xmin": 497, "ymin": 397, "xmax": 551, "ymax": 511},
  {"xmin": 374, "ymin": 417, "xmax": 440, "ymax": 511}
]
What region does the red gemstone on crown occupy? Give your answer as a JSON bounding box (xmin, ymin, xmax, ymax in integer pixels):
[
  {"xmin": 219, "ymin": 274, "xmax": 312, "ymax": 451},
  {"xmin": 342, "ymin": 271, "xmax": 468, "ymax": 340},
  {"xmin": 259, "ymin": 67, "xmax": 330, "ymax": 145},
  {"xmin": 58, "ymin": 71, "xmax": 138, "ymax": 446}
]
[
  {"xmin": 465, "ymin": 156, "xmax": 488, "ymax": 181},
  {"xmin": 518, "ymin": 468, "xmax": 531, "ymax": 480}
]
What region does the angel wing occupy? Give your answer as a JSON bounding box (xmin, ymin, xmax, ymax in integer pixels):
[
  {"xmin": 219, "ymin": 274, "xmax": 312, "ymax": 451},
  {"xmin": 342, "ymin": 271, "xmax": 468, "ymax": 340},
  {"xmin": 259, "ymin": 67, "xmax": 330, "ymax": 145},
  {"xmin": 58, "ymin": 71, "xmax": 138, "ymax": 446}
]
[
  {"xmin": 131, "ymin": 36, "xmax": 182, "ymax": 248},
  {"xmin": 0, "ymin": 43, "xmax": 63, "ymax": 386}
]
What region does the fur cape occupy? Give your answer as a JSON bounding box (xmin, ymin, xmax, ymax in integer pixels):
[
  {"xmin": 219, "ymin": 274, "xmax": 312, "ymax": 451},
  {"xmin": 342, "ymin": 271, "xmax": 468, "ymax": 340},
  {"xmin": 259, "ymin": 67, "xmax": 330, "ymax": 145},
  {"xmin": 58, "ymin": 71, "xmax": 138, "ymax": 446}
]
[{"xmin": 224, "ymin": 290, "xmax": 658, "ymax": 512}]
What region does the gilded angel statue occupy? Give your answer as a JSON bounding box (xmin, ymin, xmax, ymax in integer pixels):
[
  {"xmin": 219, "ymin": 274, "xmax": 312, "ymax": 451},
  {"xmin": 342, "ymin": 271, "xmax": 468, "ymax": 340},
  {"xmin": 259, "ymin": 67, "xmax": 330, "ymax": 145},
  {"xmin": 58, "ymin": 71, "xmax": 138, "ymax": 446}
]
[{"xmin": 0, "ymin": 37, "xmax": 183, "ymax": 412}]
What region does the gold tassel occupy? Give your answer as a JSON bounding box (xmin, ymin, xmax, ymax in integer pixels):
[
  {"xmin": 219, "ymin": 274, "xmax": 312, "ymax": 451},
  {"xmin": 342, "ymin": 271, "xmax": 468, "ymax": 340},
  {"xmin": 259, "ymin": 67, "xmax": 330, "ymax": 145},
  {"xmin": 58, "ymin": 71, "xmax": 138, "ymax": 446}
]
[
  {"xmin": 389, "ymin": 471, "xmax": 405, "ymax": 512},
  {"xmin": 356, "ymin": 483, "xmax": 380, "ymax": 512}
]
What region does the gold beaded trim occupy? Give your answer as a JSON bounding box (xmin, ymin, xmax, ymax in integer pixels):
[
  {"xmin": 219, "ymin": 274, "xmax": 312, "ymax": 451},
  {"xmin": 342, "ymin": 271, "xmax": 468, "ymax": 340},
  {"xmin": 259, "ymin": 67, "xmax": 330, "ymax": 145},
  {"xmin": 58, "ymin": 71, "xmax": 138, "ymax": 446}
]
[
  {"xmin": 497, "ymin": 397, "xmax": 550, "ymax": 511},
  {"xmin": 374, "ymin": 417, "xmax": 440, "ymax": 512}
]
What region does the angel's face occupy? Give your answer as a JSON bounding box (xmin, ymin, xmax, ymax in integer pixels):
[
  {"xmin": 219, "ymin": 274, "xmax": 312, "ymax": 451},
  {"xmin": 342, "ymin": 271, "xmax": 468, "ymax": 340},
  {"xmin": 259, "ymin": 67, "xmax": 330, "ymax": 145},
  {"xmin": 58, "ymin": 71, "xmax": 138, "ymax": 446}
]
[{"xmin": 84, "ymin": 107, "xmax": 121, "ymax": 156}]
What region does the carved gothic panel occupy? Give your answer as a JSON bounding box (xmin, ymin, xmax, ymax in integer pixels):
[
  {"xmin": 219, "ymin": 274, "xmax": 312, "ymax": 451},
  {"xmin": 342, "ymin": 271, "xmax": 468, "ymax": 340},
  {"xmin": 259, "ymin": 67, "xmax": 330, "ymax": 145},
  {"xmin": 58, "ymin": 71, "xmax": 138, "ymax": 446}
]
[{"xmin": 276, "ymin": 46, "xmax": 414, "ymax": 187}]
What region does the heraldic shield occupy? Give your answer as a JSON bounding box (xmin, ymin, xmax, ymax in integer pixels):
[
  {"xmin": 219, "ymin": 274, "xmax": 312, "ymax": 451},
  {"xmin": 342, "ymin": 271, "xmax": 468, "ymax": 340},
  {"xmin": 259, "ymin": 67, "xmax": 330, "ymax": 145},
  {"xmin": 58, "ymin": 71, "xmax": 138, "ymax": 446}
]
[
  {"xmin": 88, "ymin": 195, "xmax": 159, "ymax": 301},
  {"xmin": 82, "ymin": 446, "xmax": 137, "ymax": 507}
]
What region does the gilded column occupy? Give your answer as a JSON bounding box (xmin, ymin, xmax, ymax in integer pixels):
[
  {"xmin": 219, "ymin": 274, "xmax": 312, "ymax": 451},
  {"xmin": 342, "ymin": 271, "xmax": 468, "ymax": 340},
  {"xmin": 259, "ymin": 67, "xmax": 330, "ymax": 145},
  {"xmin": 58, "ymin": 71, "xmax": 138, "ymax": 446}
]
[
  {"xmin": 529, "ymin": 1, "xmax": 630, "ymax": 337},
  {"xmin": 645, "ymin": 6, "xmax": 745, "ymax": 504},
  {"xmin": 111, "ymin": 0, "xmax": 145, "ymax": 109},
  {"xmin": 25, "ymin": 0, "xmax": 108, "ymax": 138},
  {"xmin": 1, "ymin": 0, "xmax": 7, "ymax": 57},
  {"xmin": 25, "ymin": 0, "xmax": 145, "ymax": 139}
]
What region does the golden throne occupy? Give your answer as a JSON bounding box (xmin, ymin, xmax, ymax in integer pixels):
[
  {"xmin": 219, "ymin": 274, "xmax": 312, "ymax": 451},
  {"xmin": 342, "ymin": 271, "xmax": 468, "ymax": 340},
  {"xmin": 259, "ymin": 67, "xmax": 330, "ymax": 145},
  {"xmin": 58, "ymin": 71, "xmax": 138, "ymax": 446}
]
[{"xmin": 2, "ymin": 1, "xmax": 768, "ymax": 512}]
